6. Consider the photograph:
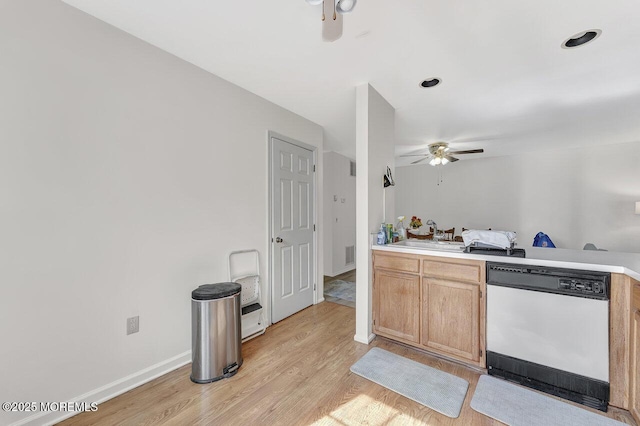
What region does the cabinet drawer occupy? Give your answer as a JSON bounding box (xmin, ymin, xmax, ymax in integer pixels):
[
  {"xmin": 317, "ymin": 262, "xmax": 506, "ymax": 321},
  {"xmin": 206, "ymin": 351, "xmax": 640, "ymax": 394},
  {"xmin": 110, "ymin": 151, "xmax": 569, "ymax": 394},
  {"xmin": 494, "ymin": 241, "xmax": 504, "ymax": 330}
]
[
  {"xmin": 423, "ymin": 259, "xmax": 482, "ymax": 283},
  {"xmin": 374, "ymin": 254, "xmax": 420, "ymax": 273}
]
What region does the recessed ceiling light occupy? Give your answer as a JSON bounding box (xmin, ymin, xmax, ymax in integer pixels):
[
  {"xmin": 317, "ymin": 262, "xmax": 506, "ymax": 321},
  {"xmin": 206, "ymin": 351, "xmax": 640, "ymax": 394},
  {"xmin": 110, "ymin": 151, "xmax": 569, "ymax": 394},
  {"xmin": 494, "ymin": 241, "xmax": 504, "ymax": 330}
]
[
  {"xmin": 562, "ymin": 29, "xmax": 602, "ymax": 49},
  {"xmin": 420, "ymin": 78, "xmax": 441, "ymax": 88}
]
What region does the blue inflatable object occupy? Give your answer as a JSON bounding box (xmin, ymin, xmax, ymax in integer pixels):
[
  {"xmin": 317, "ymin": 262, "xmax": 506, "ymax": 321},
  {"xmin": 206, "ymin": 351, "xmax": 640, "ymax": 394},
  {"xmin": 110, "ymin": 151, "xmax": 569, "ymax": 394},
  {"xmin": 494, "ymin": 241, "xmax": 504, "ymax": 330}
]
[{"xmin": 533, "ymin": 232, "xmax": 556, "ymax": 248}]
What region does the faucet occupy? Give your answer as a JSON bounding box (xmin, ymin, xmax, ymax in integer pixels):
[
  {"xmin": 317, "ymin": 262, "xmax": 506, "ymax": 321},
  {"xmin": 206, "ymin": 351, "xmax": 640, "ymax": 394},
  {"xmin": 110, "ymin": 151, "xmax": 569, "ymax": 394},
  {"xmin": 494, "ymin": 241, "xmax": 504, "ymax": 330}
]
[{"xmin": 426, "ymin": 219, "xmax": 438, "ymax": 239}]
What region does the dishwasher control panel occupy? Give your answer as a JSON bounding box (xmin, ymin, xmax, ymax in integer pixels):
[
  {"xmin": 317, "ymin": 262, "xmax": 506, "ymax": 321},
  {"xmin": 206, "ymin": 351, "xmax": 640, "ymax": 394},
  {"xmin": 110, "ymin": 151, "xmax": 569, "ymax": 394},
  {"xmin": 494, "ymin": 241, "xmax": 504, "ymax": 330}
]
[
  {"xmin": 558, "ymin": 278, "xmax": 605, "ymax": 296},
  {"xmin": 487, "ymin": 263, "xmax": 610, "ymax": 300}
]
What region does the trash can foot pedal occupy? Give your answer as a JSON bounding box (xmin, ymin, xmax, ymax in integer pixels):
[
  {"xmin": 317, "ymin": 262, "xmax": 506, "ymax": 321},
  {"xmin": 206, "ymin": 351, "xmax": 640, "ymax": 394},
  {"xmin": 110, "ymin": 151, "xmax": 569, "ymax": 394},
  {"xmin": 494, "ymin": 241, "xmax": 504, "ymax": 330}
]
[{"xmin": 223, "ymin": 362, "xmax": 239, "ymax": 377}]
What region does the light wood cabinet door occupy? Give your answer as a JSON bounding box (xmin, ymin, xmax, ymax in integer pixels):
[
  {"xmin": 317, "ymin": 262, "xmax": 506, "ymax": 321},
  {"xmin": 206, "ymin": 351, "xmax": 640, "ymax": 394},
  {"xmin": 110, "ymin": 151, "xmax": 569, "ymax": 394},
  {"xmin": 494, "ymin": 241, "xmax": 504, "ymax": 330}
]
[
  {"xmin": 374, "ymin": 269, "xmax": 420, "ymax": 343},
  {"xmin": 422, "ymin": 277, "xmax": 480, "ymax": 362},
  {"xmin": 632, "ymin": 309, "xmax": 640, "ymax": 423}
]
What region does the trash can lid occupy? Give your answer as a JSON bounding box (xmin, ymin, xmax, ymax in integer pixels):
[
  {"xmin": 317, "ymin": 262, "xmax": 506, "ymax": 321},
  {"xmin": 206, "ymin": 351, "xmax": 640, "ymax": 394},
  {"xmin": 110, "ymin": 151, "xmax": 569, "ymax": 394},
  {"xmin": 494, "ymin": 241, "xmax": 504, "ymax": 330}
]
[{"xmin": 192, "ymin": 282, "xmax": 242, "ymax": 300}]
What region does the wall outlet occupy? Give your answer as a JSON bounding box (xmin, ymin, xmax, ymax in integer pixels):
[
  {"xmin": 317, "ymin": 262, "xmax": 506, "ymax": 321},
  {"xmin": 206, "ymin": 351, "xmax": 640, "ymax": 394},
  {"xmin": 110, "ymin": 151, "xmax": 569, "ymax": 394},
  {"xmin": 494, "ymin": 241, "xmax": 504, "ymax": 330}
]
[{"xmin": 127, "ymin": 316, "xmax": 139, "ymax": 335}]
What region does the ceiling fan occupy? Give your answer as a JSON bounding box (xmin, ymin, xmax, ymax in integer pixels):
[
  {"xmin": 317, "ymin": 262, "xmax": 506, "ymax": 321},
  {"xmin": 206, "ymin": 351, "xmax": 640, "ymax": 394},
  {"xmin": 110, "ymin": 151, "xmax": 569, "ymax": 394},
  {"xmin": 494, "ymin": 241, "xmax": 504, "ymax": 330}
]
[
  {"xmin": 305, "ymin": 0, "xmax": 357, "ymax": 42},
  {"xmin": 400, "ymin": 142, "xmax": 484, "ymax": 166}
]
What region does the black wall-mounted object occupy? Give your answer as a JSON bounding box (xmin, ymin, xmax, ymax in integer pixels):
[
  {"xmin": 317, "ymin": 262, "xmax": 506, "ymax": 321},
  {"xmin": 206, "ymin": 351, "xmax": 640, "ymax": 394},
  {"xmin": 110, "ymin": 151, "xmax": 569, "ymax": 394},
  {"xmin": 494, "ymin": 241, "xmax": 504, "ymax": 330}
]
[{"xmin": 383, "ymin": 166, "xmax": 395, "ymax": 187}]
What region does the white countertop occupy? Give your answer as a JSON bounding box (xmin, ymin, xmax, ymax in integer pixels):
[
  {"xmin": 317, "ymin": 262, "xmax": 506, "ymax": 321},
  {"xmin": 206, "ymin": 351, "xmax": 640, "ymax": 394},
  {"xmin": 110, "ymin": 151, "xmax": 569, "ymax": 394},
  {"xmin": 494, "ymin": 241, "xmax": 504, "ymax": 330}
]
[{"xmin": 372, "ymin": 243, "xmax": 640, "ymax": 281}]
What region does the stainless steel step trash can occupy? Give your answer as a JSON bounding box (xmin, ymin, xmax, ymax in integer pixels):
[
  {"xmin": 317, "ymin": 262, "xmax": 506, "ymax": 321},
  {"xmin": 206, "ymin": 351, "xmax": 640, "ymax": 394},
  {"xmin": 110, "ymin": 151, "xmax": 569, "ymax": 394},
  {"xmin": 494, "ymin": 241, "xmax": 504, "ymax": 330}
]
[{"xmin": 191, "ymin": 282, "xmax": 243, "ymax": 384}]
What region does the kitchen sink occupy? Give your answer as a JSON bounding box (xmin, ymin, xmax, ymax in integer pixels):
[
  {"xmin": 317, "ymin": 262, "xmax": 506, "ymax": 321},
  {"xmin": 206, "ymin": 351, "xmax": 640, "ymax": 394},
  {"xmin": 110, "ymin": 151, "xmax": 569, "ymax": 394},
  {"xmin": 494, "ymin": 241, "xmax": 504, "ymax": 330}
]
[{"xmin": 391, "ymin": 240, "xmax": 465, "ymax": 252}]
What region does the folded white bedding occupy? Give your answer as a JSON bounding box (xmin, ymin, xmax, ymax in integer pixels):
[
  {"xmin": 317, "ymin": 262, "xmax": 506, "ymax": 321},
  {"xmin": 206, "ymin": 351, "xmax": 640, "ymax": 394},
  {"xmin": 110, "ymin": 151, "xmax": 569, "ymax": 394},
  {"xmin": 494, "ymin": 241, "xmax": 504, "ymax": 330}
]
[{"xmin": 461, "ymin": 230, "xmax": 517, "ymax": 249}]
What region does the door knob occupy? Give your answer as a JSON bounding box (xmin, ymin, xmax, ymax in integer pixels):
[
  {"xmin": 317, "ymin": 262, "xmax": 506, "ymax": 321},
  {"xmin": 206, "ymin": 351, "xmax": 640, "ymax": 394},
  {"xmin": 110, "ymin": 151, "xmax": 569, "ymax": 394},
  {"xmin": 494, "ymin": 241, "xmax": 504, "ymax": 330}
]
[{"xmin": 275, "ymin": 237, "xmax": 283, "ymax": 243}]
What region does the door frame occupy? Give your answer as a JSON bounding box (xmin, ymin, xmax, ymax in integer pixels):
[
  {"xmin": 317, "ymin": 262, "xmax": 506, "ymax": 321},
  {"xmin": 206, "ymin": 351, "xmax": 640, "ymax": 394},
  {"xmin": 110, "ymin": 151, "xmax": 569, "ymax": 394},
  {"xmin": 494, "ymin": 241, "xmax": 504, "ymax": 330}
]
[{"xmin": 267, "ymin": 131, "xmax": 319, "ymax": 326}]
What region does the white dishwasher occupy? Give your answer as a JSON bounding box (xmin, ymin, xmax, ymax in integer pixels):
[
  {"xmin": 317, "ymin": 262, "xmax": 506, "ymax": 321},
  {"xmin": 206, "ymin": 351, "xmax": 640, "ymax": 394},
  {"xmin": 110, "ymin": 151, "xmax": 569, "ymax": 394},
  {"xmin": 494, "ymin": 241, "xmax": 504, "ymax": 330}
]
[{"xmin": 486, "ymin": 262, "xmax": 610, "ymax": 411}]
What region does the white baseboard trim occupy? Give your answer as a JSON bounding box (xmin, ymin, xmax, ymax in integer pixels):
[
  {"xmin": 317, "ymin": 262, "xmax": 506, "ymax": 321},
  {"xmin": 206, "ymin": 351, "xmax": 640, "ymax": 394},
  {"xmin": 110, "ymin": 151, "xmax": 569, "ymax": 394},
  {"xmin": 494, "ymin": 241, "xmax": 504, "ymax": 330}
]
[
  {"xmin": 11, "ymin": 350, "xmax": 192, "ymax": 426},
  {"xmin": 316, "ymin": 297, "xmax": 325, "ymax": 304},
  {"xmin": 326, "ymin": 265, "xmax": 356, "ymax": 278},
  {"xmin": 353, "ymin": 333, "xmax": 376, "ymax": 345}
]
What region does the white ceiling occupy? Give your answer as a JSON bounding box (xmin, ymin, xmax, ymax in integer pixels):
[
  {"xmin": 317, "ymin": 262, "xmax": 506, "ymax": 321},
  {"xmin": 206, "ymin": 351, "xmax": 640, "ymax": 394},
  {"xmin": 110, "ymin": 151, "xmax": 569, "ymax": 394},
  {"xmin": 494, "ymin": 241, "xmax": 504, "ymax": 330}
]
[{"xmin": 62, "ymin": 0, "xmax": 640, "ymax": 164}]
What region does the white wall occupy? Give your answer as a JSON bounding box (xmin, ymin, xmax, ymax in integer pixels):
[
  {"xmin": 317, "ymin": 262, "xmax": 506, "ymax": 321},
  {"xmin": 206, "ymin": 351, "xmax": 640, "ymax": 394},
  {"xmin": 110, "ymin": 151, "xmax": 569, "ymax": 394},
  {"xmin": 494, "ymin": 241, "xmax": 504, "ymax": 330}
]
[
  {"xmin": 355, "ymin": 84, "xmax": 395, "ymax": 344},
  {"xmin": 0, "ymin": 2, "xmax": 323, "ymax": 425},
  {"xmin": 323, "ymin": 151, "xmax": 356, "ymax": 277},
  {"xmin": 395, "ymin": 140, "xmax": 640, "ymax": 252}
]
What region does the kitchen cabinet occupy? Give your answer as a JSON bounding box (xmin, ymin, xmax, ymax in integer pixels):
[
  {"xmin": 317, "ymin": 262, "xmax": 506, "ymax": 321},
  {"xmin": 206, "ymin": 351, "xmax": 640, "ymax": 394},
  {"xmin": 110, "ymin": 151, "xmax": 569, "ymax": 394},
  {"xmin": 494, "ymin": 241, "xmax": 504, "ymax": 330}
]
[
  {"xmin": 372, "ymin": 253, "xmax": 421, "ymax": 344},
  {"xmin": 421, "ymin": 258, "xmax": 485, "ymax": 366},
  {"xmin": 422, "ymin": 277, "xmax": 481, "ymax": 363},
  {"xmin": 372, "ymin": 252, "xmax": 485, "ymax": 368},
  {"xmin": 374, "ymin": 269, "xmax": 420, "ymax": 343},
  {"xmin": 631, "ymin": 282, "xmax": 640, "ymax": 423},
  {"xmin": 610, "ymin": 274, "xmax": 640, "ymax": 411}
]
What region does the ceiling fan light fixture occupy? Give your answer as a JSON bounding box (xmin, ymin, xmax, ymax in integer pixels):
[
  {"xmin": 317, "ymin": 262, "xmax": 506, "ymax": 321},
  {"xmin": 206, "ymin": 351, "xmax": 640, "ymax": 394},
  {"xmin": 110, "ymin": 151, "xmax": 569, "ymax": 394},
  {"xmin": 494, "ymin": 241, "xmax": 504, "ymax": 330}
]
[
  {"xmin": 562, "ymin": 29, "xmax": 602, "ymax": 49},
  {"xmin": 429, "ymin": 157, "xmax": 440, "ymax": 166},
  {"xmin": 440, "ymin": 157, "xmax": 449, "ymax": 165},
  {"xmin": 335, "ymin": 0, "xmax": 357, "ymax": 14}
]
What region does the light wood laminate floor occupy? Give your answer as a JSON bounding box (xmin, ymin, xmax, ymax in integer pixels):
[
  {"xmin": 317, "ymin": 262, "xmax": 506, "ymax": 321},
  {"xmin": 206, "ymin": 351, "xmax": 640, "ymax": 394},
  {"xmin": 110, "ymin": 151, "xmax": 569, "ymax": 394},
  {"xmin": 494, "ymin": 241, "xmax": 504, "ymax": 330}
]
[{"xmin": 61, "ymin": 302, "xmax": 636, "ymax": 425}]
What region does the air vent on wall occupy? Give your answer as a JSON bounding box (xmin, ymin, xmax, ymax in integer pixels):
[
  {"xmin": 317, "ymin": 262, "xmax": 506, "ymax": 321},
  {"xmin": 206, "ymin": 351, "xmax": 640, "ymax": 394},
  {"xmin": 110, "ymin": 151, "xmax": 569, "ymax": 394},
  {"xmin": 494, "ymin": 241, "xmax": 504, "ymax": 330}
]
[
  {"xmin": 350, "ymin": 161, "xmax": 356, "ymax": 177},
  {"xmin": 345, "ymin": 245, "xmax": 355, "ymax": 265}
]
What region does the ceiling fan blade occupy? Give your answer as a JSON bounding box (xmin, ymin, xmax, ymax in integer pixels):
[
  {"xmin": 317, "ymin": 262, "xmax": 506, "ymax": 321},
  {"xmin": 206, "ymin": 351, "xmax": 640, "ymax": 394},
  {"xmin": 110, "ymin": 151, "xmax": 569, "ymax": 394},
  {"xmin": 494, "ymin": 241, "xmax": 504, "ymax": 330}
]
[
  {"xmin": 444, "ymin": 155, "xmax": 459, "ymax": 162},
  {"xmin": 448, "ymin": 149, "xmax": 484, "ymax": 155},
  {"xmin": 411, "ymin": 157, "xmax": 430, "ymax": 165}
]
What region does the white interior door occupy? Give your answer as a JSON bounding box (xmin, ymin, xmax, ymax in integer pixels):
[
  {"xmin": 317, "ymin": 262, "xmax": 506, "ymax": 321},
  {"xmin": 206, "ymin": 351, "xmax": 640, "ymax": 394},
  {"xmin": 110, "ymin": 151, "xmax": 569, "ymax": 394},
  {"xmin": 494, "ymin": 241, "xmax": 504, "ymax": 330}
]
[{"xmin": 270, "ymin": 135, "xmax": 315, "ymax": 323}]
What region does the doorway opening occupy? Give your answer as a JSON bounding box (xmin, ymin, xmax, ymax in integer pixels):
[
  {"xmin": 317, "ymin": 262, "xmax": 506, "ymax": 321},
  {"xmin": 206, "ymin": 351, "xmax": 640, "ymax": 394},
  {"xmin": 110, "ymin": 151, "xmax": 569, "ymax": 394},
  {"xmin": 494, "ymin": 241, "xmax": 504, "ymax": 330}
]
[{"xmin": 322, "ymin": 152, "xmax": 357, "ymax": 308}]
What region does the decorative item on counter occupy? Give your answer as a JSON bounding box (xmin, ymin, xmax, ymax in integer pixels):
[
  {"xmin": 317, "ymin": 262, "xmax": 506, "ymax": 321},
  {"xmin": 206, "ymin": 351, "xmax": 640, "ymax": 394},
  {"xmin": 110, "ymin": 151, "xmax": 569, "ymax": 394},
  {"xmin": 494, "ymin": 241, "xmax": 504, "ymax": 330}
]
[
  {"xmin": 533, "ymin": 232, "xmax": 556, "ymax": 248},
  {"xmin": 386, "ymin": 224, "xmax": 393, "ymax": 244},
  {"xmin": 397, "ymin": 216, "xmax": 406, "ymax": 240},
  {"xmin": 377, "ymin": 223, "xmax": 387, "ymax": 245},
  {"xmin": 410, "ymin": 216, "xmax": 422, "ymax": 229}
]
